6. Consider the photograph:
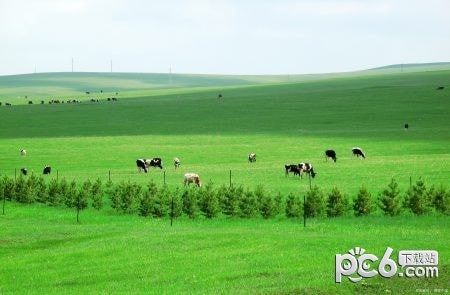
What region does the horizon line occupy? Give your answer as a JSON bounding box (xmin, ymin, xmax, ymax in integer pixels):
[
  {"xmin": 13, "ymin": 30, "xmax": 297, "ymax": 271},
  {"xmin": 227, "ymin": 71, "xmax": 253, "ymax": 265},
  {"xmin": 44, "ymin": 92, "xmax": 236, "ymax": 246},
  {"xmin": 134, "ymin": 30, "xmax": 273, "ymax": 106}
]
[{"xmin": 1, "ymin": 61, "xmax": 449, "ymax": 78}]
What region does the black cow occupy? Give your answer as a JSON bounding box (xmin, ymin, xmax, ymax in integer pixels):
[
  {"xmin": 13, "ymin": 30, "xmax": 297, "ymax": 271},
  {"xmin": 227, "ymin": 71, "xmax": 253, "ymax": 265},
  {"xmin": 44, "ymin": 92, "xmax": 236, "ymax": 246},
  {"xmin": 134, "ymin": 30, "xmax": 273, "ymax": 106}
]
[
  {"xmin": 20, "ymin": 168, "xmax": 28, "ymax": 175},
  {"xmin": 325, "ymin": 150, "xmax": 337, "ymax": 162},
  {"xmin": 404, "ymin": 123, "xmax": 409, "ymax": 130},
  {"xmin": 248, "ymin": 153, "xmax": 256, "ymax": 163},
  {"xmin": 285, "ymin": 164, "xmax": 301, "ymax": 177},
  {"xmin": 148, "ymin": 157, "xmax": 163, "ymax": 169},
  {"xmin": 299, "ymin": 163, "xmax": 316, "ymax": 178},
  {"xmin": 136, "ymin": 159, "xmax": 148, "ymax": 173},
  {"xmin": 352, "ymin": 147, "xmax": 366, "ymax": 159},
  {"xmin": 436, "ymin": 86, "xmax": 445, "ymax": 90},
  {"xmin": 43, "ymin": 166, "xmax": 51, "ymax": 174}
]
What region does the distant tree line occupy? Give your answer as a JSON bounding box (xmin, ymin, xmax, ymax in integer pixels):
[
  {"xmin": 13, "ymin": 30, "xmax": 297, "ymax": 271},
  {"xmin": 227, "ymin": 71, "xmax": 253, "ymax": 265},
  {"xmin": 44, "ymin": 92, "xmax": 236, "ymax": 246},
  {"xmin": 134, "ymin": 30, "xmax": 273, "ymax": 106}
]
[{"xmin": 1, "ymin": 175, "xmax": 449, "ymax": 222}]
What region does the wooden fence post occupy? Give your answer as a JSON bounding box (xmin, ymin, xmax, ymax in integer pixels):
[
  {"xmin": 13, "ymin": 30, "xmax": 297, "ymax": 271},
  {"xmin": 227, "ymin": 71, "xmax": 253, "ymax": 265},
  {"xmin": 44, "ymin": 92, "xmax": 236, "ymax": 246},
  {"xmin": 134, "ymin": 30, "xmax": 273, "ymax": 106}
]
[
  {"xmin": 2, "ymin": 191, "xmax": 6, "ymax": 215},
  {"xmin": 308, "ymin": 173, "xmax": 312, "ymax": 190},
  {"xmin": 303, "ymin": 194, "xmax": 306, "ymax": 228},
  {"xmin": 170, "ymin": 197, "xmax": 174, "ymax": 227}
]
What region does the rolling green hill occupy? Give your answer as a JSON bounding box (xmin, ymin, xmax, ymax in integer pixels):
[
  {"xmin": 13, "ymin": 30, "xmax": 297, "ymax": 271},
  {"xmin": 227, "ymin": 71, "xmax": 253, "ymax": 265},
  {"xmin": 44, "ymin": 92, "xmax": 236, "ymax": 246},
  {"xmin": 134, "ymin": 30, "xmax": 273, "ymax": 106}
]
[{"xmin": 1, "ymin": 62, "xmax": 449, "ymax": 100}]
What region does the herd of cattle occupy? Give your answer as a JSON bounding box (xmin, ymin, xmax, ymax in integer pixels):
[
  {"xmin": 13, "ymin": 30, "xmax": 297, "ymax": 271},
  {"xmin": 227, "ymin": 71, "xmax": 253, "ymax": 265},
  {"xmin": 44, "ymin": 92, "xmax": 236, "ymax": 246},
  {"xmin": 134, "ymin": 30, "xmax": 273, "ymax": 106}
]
[
  {"xmin": 17, "ymin": 147, "xmax": 367, "ymax": 187},
  {"xmin": 0, "ymin": 97, "xmax": 119, "ymax": 106},
  {"xmin": 131, "ymin": 147, "xmax": 366, "ymax": 187}
]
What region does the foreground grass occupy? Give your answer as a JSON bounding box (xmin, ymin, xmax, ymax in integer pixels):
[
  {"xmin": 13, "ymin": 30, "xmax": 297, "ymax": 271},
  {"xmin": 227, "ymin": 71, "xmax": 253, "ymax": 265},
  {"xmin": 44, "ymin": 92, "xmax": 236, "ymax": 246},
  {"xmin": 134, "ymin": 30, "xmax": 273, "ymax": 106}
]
[{"xmin": 0, "ymin": 203, "xmax": 448, "ymax": 294}]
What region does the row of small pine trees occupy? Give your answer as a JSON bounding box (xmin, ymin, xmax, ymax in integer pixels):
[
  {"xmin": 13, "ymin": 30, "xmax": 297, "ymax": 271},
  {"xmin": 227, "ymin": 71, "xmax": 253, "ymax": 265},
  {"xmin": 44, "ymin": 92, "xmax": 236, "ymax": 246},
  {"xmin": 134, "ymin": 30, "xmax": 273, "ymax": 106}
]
[
  {"xmin": 1, "ymin": 175, "xmax": 449, "ymax": 221},
  {"xmin": 0, "ymin": 175, "xmax": 103, "ymax": 222}
]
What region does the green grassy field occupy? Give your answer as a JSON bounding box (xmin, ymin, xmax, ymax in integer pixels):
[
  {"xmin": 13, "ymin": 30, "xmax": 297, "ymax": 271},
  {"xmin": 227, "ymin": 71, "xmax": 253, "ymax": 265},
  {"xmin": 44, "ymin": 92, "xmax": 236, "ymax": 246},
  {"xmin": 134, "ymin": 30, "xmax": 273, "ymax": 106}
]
[
  {"xmin": 1, "ymin": 204, "xmax": 449, "ymax": 294},
  {"xmin": 0, "ymin": 66, "xmax": 449, "ymax": 293}
]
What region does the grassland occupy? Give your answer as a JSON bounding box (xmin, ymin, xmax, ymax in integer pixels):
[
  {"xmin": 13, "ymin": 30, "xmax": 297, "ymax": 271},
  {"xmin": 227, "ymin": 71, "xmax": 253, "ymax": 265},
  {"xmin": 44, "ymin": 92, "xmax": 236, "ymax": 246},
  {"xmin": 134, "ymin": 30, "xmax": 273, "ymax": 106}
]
[
  {"xmin": 0, "ymin": 65, "xmax": 449, "ymax": 293},
  {"xmin": 0, "ymin": 203, "xmax": 448, "ymax": 294},
  {"xmin": 0, "ymin": 69, "xmax": 449, "ymax": 194}
]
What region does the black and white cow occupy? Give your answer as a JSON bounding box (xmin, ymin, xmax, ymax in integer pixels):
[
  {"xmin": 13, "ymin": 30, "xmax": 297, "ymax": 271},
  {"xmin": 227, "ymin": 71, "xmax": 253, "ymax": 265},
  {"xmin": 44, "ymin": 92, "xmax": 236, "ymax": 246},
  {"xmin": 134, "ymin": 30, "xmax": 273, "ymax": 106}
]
[
  {"xmin": 174, "ymin": 157, "xmax": 181, "ymax": 169},
  {"xmin": 136, "ymin": 157, "xmax": 163, "ymax": 173},
  {"xmin": 352, "ymin": 147, "xmax": 366, "ymax": 159},
  {"xmin": 136, "ymin": 159, "xmax": 149, "ymax": 173},
  {"xmin": 43, "ymin": 166, "xmax": 51, "ymax": 174},
  {"xmin": 148, "ymin": 157, "xmax": 163, "ymax": 169},
  {"xmin": 285, "ymin": 164, "xmax": 301, "ymax": 177},
  {"xmin": 20, "ymin": 168, "xmax": 28, "ymax": 175},
  {"xmin": 20, "ymin": 149, "xmax": 27, "ymax": 156},
  {"xmin": 248, "ymin": 153, "xmax": 256, "ymax": 163},
  {"xmin": 325, "ymin": 149, "xmax": 337, "ymax": 162},
  {"xmin": 299, "ymin": 163, "xmax": 316, "ymax": 178}
]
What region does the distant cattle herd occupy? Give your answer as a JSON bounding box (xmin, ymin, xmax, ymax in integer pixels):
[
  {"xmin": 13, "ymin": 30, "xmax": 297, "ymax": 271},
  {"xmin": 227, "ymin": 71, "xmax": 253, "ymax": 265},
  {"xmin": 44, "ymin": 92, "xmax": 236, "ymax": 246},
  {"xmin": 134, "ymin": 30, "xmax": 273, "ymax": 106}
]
[
  {"xmin": 0, "ymin": 84, "xmax": 445, "ymax": 107},
  {"xmin": 0, "ymin": 90, "xmax": 120, "ymax": 106}
]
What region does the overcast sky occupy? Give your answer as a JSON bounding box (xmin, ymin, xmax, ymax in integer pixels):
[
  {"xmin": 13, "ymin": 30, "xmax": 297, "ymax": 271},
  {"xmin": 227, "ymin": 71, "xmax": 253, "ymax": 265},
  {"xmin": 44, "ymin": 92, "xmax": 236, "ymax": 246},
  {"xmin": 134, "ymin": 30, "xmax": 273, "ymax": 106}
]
[{"xmin": 1, "ymin": 0, "xmax": 449, "ymax": 76}]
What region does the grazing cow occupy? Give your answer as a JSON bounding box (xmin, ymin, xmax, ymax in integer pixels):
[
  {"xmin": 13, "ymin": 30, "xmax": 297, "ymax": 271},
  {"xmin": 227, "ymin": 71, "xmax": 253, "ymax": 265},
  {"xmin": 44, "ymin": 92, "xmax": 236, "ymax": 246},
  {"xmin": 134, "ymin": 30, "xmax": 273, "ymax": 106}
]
[
  {"xmin": 404, "ymin": 123, "xmax": 409, "ymax": 130},
  {"xmin": 151, "ymin": 157, "xmax": 163, "ymax": 168},
  {"xmin": 174, "ymin": 157, "xmax": 181, "ymax": 169},
  {"xmin": 436, "ymin": 86, "xmax": 445, "ymax": 90},
  {"xmin": 28, "ymin": 101, "xmax": 33, "ymax": 105},
  {"xmin": 86, "ymin": 91, "xmax": 90, "ymax": 94},
  {"xmin": 136, "ymin": 158, "xmax": 163, "ymax": 172},
  {"xmin": 43, "ymin": 166, "xmax": 51, "ymax": 175},
  {"xmin": 352, "ymin": 147, "xmax": 366, "ymax": 159},
  {"xmin": 184, "ymin": 173, "xmax": 202, "ymax": 187},
  {"xmin": 111, "ymin": 97, "xmax": 118, "ymax": 101},
  {"xmin": 299, "ymin": 163, "xmax": 316, "ymax": 178},
  {"xmin": 148, "ymin": 157, "xmax": 163, "ymax": 169},
  {"xmin": 218, "ymin": 93, "xmax": 223, "ymax": 99},
  {"xmin": 285, "ymin": 164, "xmax": 301, "ymax": 177},
  {"xmin": 325, "ymin": 149, "xmax": 337, "ymax": 162},
  {"xmin": 5, "ymin": 102, "xmax": 11, "ymax": 106},
  {"xmin": 136, "ymin": 159, "xmax": 149, "ymax": 173},
  {"xmin": 248, "ymin": 153, "xmax": 256, "ymax": 163},
  {"xmin": 20, "ymin": 149, "xmax": 27, "ymax": 156},
  {"xmin": 20, "ymin": 168, "xmax": 28, "ymax": 176}
]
